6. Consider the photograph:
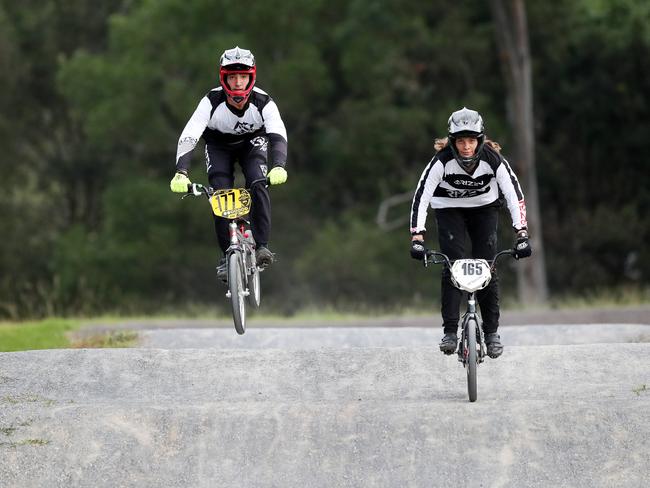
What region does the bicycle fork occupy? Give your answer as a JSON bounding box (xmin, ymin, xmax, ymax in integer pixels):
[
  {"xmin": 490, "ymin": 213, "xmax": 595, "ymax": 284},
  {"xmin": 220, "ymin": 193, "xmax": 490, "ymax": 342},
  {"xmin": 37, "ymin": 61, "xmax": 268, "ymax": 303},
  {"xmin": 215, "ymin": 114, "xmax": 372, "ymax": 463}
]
[{"xmin": 458, "ymin": 293, "xmax": 487, "ymax": 364}]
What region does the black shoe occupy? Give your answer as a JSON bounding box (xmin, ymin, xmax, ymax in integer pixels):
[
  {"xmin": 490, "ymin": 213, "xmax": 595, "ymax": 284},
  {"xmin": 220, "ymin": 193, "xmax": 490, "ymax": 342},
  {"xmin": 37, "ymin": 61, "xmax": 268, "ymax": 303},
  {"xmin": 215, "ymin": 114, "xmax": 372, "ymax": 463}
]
[
  {"xmin": 439, "ymin": 332, "xmax": 458, "ymax": 355},
  {"xmin": 256, "ymin": 246, "xmax": 274, "ymax": 267},
  {"xmin": 485, "ymin": 333, "xmax": 503, "ymax": 358},
  {"xmin": 216, "ymin": 258, "xmax": 227, "ymax": 282}
]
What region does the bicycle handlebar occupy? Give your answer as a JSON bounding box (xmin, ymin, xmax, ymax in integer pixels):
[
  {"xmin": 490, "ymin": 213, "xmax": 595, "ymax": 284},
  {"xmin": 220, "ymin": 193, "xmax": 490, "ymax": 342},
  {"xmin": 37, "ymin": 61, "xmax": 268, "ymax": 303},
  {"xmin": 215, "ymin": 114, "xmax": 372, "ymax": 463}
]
[
  {"xmin": 424, "ymin": 250, "xmax": 452, "ymax": 268},
  {"xmin": 492, "ymin": 248, "xmax": 517, "ymax": 266},
  {"xmin": 184, "ymin": 180, "xmax": 270, "ymax": 198},
  {"xmin": 424, "ymin": 248, "xmax": 516, "ymax": 270}
]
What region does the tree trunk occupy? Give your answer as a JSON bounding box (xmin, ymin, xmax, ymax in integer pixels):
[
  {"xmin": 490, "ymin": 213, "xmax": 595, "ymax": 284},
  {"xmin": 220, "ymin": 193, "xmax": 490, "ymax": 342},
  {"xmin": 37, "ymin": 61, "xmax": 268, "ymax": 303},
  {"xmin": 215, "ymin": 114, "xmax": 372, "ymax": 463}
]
[{"xmin": 489, "ymin": 0, "xmax": 548, "ymax": 304}]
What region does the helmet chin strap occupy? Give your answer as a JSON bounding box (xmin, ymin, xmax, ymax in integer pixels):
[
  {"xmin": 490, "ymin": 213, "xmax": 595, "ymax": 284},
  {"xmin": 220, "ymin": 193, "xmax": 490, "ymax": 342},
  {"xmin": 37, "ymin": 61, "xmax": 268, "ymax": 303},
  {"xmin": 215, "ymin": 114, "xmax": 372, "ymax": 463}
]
[
  {"xmin": 462, "ymin": 160, "xmax": 479, "ymax": 173},
  {"xmin": 227, "ymin": 92, "xmax": 251, "ymax": 105}
]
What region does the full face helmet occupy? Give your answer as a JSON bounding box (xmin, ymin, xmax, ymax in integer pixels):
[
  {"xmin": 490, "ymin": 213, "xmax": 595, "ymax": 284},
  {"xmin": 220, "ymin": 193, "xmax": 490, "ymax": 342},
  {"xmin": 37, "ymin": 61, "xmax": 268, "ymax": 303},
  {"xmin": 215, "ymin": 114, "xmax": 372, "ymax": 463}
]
[
  {"xmin": 219, "ymin": 46, "xmax": 256, "ymax": 103},
  {"xmin": 447, "ymin": 107, "xmax": 485, "ymax": 169}
]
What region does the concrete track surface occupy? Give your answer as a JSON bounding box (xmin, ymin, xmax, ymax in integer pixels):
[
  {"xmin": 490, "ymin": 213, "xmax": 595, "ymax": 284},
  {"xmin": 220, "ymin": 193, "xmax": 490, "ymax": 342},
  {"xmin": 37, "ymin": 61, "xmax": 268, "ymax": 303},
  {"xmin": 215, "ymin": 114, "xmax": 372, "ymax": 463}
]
[
  {"xmin": 138, "ymin": 324, "xmax": 650, "ymax": 349},
  {"xmin": 1, "ymin": 328, "xmax": 650, "ymax": 488}
]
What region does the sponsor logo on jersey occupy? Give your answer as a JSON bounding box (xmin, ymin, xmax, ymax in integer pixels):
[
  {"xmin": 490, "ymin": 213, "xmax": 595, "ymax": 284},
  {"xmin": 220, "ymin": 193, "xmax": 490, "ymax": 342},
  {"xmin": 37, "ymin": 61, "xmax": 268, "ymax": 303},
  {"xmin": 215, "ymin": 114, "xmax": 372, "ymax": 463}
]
[
  {"xmin": 178, "ymin": 136, "xmax": 197, "ymax": 147},
  {"xmin": 233, "ymin": 121, "xmax": 255, "ymax": 134},
  {"xmin": 445, "ymin": 187, "xmax": 491, "ymax": 198},
  {"xmin": 453, "ymin": 178, "xmax": 484, "ymax": 188},
  {"xmin": 519, "ymin": 200, "xmax": 528, "ymax": 227},
  {"xmin": 250, "ymin": 136, "xmax": 268, "ymax": 152}
]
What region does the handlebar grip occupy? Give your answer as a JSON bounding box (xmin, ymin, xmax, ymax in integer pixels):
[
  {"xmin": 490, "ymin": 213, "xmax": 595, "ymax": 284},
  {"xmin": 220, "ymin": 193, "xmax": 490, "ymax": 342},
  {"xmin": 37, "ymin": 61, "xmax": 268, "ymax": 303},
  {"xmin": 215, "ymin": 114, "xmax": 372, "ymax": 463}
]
[{"xmin": 187, "ymin": 183, "xmax": 206, "ymax": 196}]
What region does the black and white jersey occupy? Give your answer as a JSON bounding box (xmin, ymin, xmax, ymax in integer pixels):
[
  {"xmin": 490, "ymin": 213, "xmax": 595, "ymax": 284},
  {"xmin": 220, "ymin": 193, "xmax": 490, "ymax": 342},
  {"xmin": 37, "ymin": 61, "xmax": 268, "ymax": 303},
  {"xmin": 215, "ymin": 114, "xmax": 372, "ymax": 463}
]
[
  {"xmin": 175, "ymin": 86, "xmax": 288, "ymax": 171},
  {"xmin": 410, "ymin": 145, "xmax": 527, "ymax": 233}
]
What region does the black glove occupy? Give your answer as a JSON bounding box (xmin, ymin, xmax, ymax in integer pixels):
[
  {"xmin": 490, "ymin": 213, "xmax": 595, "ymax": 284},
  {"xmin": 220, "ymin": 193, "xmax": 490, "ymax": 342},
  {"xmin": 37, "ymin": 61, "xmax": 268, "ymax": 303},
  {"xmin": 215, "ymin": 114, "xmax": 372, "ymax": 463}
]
[
  {"xmin": 514, "ymin": 232, "xmax": 532, "ymax": 259},
  {"xmin": 410, "ymin": 240, "xmax": 427, "ymax": 260}
]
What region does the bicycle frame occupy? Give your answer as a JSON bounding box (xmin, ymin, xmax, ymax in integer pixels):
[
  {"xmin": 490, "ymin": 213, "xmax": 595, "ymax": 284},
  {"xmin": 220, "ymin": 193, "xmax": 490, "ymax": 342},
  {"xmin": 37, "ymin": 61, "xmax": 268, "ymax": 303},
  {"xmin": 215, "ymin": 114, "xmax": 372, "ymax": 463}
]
[{"xmin": 225, "ymin": 219, "xmax": 257, "ymax": 298}]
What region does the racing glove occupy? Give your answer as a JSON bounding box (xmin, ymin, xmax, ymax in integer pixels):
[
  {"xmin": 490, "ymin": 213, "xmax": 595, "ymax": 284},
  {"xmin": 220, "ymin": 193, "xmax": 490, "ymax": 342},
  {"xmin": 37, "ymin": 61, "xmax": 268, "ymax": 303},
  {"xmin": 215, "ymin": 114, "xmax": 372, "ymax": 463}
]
[
  {"xmin": 268, "ymin": 167, "xmax": 288, "ymax": 186},
  {"xmin": 514, "ymin": 231, "xmax": 532, "ymax": 259},
  {"xmin": 410, "ymin": 239, "xmax": 427, "ymax": 261},
  {"xmin": 170, "ymin": 172, "xmax": 191, "ymax": 193}
]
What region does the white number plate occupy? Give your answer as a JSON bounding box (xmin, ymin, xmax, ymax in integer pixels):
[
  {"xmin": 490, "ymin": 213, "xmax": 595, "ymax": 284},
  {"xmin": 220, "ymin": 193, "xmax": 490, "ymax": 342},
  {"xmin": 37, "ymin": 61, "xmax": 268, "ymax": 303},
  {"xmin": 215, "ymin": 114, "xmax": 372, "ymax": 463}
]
[{"xmin": 450, "ymin": 259, "xmax": 492, "ymax": 292}]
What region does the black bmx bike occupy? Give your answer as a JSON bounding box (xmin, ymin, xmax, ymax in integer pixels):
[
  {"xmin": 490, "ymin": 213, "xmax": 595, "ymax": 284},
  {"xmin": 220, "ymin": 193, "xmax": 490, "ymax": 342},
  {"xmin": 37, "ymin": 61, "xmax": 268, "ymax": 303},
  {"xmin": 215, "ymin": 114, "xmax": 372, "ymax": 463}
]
[
  {"xmin": 424, "ymin": 248, "xmax": 516, "ymax": 402},
  {"xmin": 185, "ymin": 182, "xmax": 263, "ymax": 334}
]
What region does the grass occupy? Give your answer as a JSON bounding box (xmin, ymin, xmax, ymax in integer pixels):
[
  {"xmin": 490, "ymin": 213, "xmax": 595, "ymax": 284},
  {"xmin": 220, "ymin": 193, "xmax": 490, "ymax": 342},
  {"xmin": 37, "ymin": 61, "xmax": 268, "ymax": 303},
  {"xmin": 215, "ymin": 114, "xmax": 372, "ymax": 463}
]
[
  {"xmin": 71, "ymin": 330, "xmax": 139, "ymax": 348},
  {"xmin": 19, "ymin": 438, "xmax": 50, "ymax": 446},
  {"xmin": 1, "ymin": 289, "xmax": 647, "ymax": 352},
  {"xmin": 0, "ymin": 318, "xmax": 138, "ymax": 352},
  {"xmin": 155, "ymin": 285, "xmax": 647, "ymax": 319},
  {"xmin": 0, "ymin": 319, "xmax": 81, "ymax": 352},
  {"xmin": 0, "ymin": 438, "xmax": 51, "ymax": 448},
  {"xmin": 549, "ymin": 286, "xmax": 650, "ymax": 309},
  {"xmin": 1, "ymin": 395, "xmax": 56, "ymax": 406}
]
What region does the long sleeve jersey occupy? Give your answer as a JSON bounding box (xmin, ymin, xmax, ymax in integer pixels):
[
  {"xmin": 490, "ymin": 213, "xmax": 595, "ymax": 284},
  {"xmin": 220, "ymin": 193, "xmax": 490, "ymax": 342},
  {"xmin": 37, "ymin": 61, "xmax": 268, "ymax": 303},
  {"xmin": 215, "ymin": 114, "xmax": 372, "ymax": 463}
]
[
  {"xmin": 410, "ymin": 144, "xmax": 528, "ymax": 234},
  {"xmin": 175, "ymin": 86, "xmax": 288, "ymax": 172}
]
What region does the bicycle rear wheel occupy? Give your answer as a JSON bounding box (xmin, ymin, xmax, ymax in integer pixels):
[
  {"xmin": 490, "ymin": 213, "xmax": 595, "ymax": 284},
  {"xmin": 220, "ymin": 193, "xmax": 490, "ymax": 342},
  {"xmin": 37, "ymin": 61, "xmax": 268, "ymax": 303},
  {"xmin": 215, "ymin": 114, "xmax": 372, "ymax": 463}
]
[
  {"xmin": 245, "ymin": 249, "xmax": 261, "ymax": 308},
  {"xmin": 466, "ymin": 318, "xmax": 478, "ymax": 402},
  {"xmin": 247, "ymin": 265, "xmax": 261, "ymax": 308},
  {"xmin": 228, "ymin": 252, "xmax": 246, "ymax": 334}
]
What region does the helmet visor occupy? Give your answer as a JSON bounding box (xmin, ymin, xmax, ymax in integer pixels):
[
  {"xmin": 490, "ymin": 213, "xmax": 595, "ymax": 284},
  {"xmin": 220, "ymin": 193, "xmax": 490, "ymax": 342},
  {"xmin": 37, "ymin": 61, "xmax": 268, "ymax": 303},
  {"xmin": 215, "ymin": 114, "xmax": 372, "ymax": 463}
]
[
  {"xmin": 448, "ymin": 107, "xmax": 484, "ymax": 137},
  {"xmin": 220, "ymin": 47, "xmax": 255, "ymax": 68}
]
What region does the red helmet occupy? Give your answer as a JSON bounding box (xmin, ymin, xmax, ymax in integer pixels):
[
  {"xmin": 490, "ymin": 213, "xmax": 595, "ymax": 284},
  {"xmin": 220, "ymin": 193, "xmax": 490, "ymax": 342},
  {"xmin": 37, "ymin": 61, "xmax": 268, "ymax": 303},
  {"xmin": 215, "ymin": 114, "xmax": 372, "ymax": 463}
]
[{"xmin": 219, "ymin": 46, "xmax": 256, "ymax": 102}]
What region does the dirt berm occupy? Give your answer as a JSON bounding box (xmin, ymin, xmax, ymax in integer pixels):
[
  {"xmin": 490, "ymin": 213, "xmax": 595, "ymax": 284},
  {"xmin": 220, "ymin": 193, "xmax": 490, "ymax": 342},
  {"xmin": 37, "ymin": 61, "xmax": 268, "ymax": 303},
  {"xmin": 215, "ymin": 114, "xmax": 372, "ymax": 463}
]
[{"xmin": 1, "ymin": 341, "xmax": 649, "ymax": 487}]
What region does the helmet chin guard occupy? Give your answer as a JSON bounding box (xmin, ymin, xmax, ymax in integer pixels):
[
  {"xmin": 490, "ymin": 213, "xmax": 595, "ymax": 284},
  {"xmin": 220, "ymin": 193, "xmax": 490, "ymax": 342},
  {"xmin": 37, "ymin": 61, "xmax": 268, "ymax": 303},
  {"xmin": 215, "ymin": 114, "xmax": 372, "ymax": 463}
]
[
  {"xmin": 448, "ymin": 107, "xmax": 485, "ymax": 170},
  {"xmin": 219, "ymin": 46, "xmax": 256, "ymax": 102}
]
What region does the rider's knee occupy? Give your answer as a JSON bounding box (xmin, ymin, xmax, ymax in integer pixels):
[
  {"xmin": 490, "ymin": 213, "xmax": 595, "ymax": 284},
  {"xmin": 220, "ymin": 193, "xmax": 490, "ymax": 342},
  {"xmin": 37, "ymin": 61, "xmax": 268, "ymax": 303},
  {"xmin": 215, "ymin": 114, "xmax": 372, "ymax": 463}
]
[{"xmin": 249, "ymin": 179, "xmax": 269, "ymax": 195}]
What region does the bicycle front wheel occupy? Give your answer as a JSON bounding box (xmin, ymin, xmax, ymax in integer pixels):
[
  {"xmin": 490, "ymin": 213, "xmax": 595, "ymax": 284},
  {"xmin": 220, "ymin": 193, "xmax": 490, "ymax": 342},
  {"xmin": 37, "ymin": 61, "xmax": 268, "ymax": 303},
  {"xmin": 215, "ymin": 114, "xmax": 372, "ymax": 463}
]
[
  {"xmin": 466, "ymin": 318, "xmax": 478, "ymax": 402},
  {"xmin": 228, "ymin": 252, "xmax": 246, "ymax": 335}
]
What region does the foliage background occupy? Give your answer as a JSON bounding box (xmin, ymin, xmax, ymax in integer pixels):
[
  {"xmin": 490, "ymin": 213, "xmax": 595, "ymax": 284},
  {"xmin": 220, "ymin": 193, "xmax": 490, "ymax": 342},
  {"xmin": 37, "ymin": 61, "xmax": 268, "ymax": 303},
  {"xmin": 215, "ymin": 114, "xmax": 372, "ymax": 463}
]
[{"xmin": 0, "ymin": 0, "xmax": 648, "ymax": 318}]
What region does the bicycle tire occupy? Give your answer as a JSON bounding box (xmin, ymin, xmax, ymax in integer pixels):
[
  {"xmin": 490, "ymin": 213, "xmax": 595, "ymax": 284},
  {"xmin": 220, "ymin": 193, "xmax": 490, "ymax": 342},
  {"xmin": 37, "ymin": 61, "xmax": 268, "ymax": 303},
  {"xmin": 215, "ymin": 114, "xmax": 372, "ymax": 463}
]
[
  {"xmin": 228, "ymin": 252, "xmax": 246, "ymax": 335},
  {"xmin": 466, "ymin": 318, "xmax": 478, "ymax": 402},
  {"xmin": 247, "ymin": 262, "xmax": 261, "ymax": 308}
]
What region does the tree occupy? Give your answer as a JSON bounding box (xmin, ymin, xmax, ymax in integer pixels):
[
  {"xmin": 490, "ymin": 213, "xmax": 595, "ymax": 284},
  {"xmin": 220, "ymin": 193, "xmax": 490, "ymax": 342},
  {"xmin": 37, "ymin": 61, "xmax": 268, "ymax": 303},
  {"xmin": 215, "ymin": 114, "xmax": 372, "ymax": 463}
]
[{"xmin": 489, "ymin": 0, "xmax": 549, "ymax": 303}]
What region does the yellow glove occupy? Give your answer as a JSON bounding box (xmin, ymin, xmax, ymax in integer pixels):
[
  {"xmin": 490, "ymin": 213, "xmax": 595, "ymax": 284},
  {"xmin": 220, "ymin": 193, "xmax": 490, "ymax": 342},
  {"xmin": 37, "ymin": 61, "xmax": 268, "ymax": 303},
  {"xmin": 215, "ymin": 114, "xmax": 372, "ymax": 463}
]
[
  {"xmin": 170, "ymin": 172, "xmax": 191, "ymax": 193},
  {"xmin": 268, "ymin": 167, "xmax": 287, "ymax": 186}
]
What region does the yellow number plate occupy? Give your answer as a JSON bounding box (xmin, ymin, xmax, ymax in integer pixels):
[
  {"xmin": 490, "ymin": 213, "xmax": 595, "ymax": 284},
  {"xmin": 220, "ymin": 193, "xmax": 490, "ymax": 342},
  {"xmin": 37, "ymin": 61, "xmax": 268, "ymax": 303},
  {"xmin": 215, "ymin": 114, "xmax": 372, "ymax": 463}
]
[{"xmin": 209, "ymin": 189, "xmax": 252, "ymax": 219}]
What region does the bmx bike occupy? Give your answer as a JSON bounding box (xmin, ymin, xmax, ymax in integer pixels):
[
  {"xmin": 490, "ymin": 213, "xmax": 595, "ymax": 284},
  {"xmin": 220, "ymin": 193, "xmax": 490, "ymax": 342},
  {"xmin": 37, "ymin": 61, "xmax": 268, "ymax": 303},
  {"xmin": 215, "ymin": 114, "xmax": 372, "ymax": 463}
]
[
  {"xmin": 424, "ymin": 248, "xmax": 516, "ymax": 402},
  {"xmin": 185, "ymin": 182, "xmax": 263, "ymax": 335}
]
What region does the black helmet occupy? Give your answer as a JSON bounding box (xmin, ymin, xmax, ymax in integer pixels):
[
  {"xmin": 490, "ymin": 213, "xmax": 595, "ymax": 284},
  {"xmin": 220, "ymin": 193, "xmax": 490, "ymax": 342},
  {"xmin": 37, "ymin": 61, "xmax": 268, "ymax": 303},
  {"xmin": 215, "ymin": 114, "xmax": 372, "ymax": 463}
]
[{"xmin": 447, "ymin": 107, "xmax": 485, "ymax": 169}]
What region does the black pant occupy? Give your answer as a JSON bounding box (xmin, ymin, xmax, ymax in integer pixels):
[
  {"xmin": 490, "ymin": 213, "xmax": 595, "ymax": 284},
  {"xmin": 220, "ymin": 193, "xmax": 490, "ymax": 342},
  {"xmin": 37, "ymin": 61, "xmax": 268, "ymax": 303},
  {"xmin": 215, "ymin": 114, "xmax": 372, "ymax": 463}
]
[
  {"xmin": 205, "ymin": 137, "xmax": 271, "ymax": 254},
  {"xmin": 435, "ymin": 206, "xmax": 500, "ymax": 334}
]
